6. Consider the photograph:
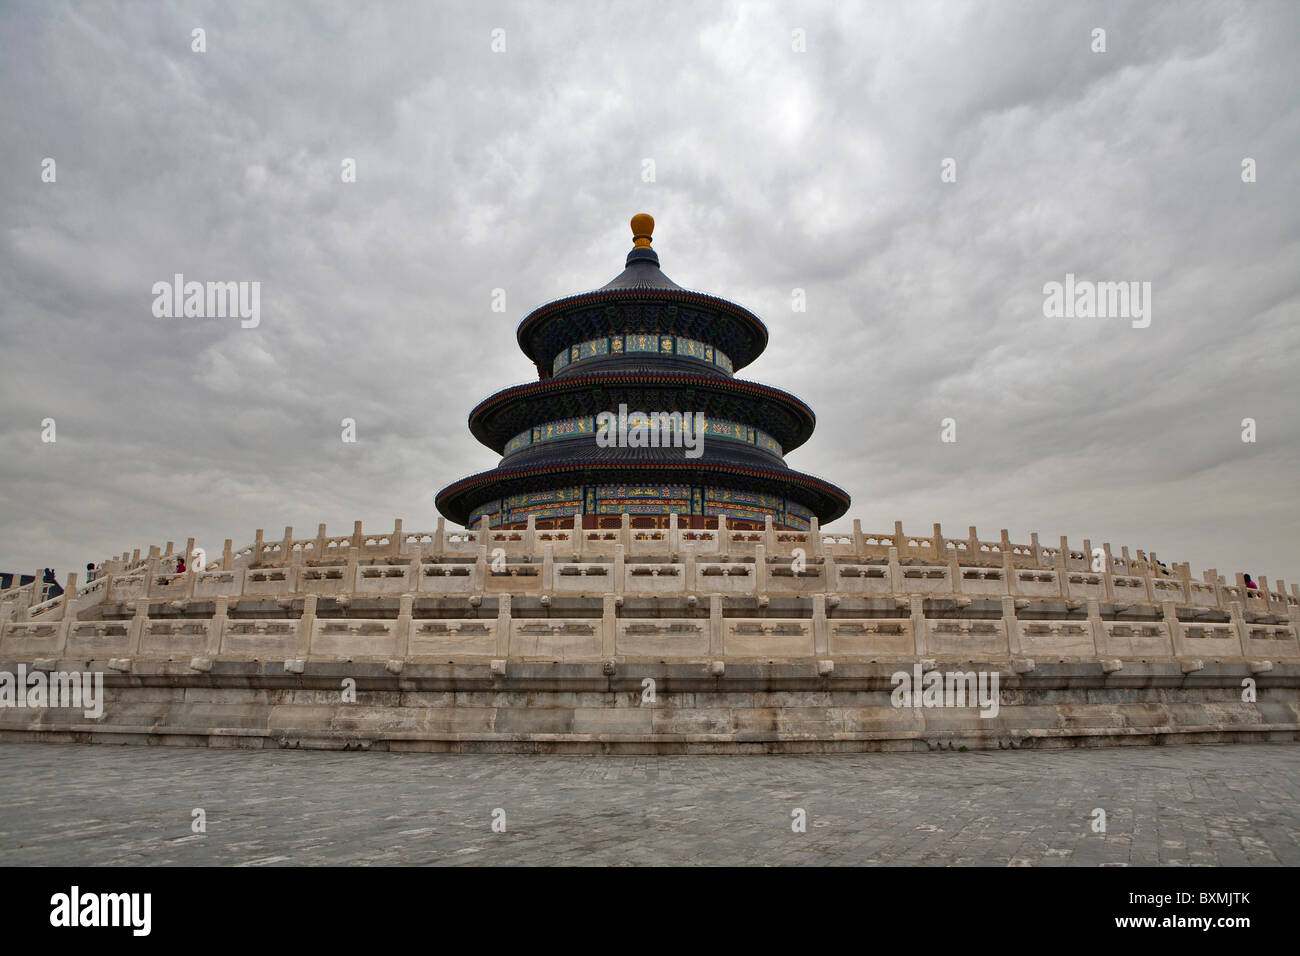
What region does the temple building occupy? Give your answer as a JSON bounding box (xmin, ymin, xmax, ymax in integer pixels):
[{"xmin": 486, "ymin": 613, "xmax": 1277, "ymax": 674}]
[
  {"xmin": 435, "ymin": 215, "xmax": 850, "ymax": 531},
  {"xmin": 1, "ymin": 213, "xmax": 1295, "ymax": 756}
]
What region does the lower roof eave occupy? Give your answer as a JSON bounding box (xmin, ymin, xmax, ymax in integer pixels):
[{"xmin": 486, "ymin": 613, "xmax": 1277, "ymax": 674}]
[{"xmin": 435, "ymin": 460, "xmax": 850, "ymax": 526}]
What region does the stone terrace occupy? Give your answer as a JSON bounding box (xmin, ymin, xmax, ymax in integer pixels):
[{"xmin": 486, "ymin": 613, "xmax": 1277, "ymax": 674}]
[{"xmin": 3, "ymin": 515, "xmax": 1296, "ymax": 667}]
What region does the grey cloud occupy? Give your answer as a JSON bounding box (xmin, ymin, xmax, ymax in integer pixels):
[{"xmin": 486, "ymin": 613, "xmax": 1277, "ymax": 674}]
[{"xmin": 0, "ymin": 0, "xmax": 1295, "ymax": 586}]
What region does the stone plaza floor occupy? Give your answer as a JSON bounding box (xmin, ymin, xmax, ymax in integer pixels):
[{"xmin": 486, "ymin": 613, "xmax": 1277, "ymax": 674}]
[{"xmin": 0, "ymin": 741, "xmax": 1295, "ymax": 866}]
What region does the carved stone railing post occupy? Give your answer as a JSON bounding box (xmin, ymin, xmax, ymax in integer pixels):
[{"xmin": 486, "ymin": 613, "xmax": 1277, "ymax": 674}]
[
  {"xmin": 496, "ymin": 593, "xmax": 511, "ymax": 657},
  {"xmin": 1227, "ymin": 600, "xmax": 1249, "ymax": 657},
  {"xmin": 127, "ymin": 600, "xmax": 149, "ymax": 656},
  {"xmin": 13, "ymin": 592, "xmax": 32, "ymax": 628},
  {"xmin": 298, "ymin": 594, "xmax": 317, "ymax": 657},
  {"xmin": 1135, "ymin": 548, "xmax": 1154, "ymax": 601},
  {"xmin": 1087, "ymin": 599, "xmax": 1106, "ymax": 657},
  {"xmin": 602, "ymin": 593, "xmax": 617, "ymax": 659},
  {"xmin": 208, "ymin": 596, "xmax": 228, "ymax": 656},
  {"xmin": 910, "ymin": 594, "xmax": 926, "ymax": 656},
  {"xmin": 17, "ymin": 573, "xmax": 37, "ymax": 618},
  {"xmin": 1258, "ymin": 575, "xmax": 1275, "ymax": 614},
  {"xmin": 542, "ymin": 543, "xmax": 554, "ymax": 592},
  {"xmin": 183, "ymin": 543, "xmax": 198, "ymax": 598},
  {"xmin": 812, "ymin": 593, "xmax": 828, "ymax": 656},
  {"xmin": 1163, "ymin": 602, "xmax": 1187, "ymax": 658},
  {"xmin": 1001, "ymin": 595, "xmax": 1021, "ymax": 656},
  {"xmin": 887, "ymin": 546, "xmax": 901, "ymax": 594},
  {"xmin": 42, "ymin": 573, "xmax": 79, "ymax": 649},
  {"xmin": 57, "ymin": 572, "xmax": 78, "ymax": 621},
  {"xmin": 755, "ymin": 544, "xmax": 767, "ymax": 596},
  {"xmin": 346, "ymin": 547, "xmax": 361, "ymax": 593},
  {"xmin": 394, "ymin": 594, "xmax": 412, "ymax": 660},
  {"xmin": 145, "ymin": 553, "xmax": 160, "ymax": 597},
  {"xmin": 1204, "ymin": 568, "xmax": 1222, "ymax": 607},
  {"xmin": 708, "ymin": 593, "xmax": 724, "ymax": 658},
  {"xmin": 55, "ymin": 614, "xmax": 73, "ymax": 656},
  {"xmin": 614, "ymin": 543, "xmax": 626, "ymax": 596}
]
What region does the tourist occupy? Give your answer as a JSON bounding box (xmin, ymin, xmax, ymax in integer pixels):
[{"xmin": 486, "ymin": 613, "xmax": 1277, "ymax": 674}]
[
  {"xmin": 175, "ymin": 556, "xmax": 187, "ymax": 574},
  {"xmin": 1244, "ymin": 573, "xmax": 1259, "ymax": 590},
  {"xmin": 41, "ymin": 568, "xmax": 64, "ymax": 600}
]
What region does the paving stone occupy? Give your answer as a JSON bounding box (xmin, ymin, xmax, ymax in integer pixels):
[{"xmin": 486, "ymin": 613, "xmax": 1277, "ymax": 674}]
[{"xmin": 0, "ymin": 742, "xmax": 1295, "ymax": 865}]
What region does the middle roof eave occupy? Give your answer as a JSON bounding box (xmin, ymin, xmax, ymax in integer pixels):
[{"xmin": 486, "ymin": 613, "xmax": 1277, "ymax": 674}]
[{"xmin": 467, "ymin": 372, "xmax": 818, "ymax": 455}]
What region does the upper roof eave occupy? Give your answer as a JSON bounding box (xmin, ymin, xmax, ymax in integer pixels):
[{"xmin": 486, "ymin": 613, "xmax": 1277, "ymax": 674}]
[{"xmin": 515, "ymin": 287, "xmax": 770, "ymax": 370}]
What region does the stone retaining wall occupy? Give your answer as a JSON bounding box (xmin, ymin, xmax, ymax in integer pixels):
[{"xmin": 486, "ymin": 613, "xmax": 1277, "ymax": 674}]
[{"xmin": 1, "ymin": 658, "xmax": 1296, "ymax": 754}]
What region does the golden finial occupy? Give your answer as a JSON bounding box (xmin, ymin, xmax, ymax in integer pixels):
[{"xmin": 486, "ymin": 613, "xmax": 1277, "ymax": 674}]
[{"xmin": 631, "ymin": 213, "xmax": 654, "ymax": 249}]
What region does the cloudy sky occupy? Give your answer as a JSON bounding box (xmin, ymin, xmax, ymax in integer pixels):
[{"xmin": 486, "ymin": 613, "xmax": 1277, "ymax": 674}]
[{"xmin": 1, "ymin": 0, "xmax": 1297, "ymax": 587}]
